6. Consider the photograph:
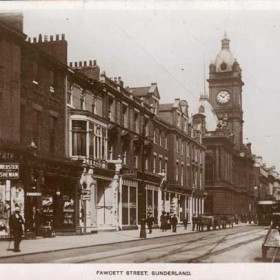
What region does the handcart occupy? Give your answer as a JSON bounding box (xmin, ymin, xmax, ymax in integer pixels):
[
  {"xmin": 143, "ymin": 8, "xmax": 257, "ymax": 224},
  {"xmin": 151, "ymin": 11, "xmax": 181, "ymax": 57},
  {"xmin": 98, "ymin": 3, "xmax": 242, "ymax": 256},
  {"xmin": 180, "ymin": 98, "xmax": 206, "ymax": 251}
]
[{"xmin": 262, "ymin": 212, "xmax": 280, "ymax": 258}]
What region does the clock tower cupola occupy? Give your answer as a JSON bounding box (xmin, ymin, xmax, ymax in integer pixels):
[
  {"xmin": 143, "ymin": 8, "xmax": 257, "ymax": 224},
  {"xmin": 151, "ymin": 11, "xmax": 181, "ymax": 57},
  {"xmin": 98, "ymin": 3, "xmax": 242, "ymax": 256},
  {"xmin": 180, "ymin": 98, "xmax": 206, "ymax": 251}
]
[{"xmin": 208, "ymin": 33, "xmax": 244, "ymax": 151}]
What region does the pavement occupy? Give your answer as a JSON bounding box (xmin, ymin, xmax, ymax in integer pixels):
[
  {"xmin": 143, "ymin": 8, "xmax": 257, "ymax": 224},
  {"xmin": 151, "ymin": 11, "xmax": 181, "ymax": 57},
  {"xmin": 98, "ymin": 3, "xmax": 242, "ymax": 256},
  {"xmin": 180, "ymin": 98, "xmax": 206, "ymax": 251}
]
[{"xmin": 0, "ymin": 223, "xmax": 249, "ymax": 259}]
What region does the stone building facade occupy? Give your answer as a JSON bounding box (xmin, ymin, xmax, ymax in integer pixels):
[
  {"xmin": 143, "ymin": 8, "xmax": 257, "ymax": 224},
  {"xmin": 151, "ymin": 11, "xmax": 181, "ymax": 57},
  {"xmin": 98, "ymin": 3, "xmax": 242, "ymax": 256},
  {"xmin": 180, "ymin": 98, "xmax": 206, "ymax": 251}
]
[{"xmin": 198, "ymin": 34, "xmax": 255, "ymax": 216}]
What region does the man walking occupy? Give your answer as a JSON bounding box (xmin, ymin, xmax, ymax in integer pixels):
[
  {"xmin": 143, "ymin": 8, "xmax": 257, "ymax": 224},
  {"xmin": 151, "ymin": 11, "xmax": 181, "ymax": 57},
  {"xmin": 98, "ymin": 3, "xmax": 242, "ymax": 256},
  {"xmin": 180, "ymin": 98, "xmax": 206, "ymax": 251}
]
[
  {"xmin": 146, "ymin": 213, "xmax": 154, "ymax": 234},
  {"xmin": 171, "ymin": 213, "xmax": 178, "ymax": 233},
  {"xmin": 9, "ymin": 206, "xmax": 25, "ymax": 252}
]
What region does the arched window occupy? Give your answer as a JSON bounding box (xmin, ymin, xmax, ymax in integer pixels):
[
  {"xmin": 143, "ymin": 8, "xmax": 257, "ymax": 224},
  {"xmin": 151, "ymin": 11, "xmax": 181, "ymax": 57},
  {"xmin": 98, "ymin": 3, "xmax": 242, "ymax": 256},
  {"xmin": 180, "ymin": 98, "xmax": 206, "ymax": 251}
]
[{"xmin": 205, "ymin": 155, "xmax": 214, "ymax": 181}]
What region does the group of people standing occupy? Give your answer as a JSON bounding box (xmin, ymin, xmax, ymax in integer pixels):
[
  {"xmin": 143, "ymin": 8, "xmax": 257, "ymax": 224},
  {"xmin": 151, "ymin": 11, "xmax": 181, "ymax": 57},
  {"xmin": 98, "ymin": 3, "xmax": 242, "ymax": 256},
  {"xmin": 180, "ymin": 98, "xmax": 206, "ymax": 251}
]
[{"xmin": 159, "ymin": 211, "xmax": 179, "ymax": 233}]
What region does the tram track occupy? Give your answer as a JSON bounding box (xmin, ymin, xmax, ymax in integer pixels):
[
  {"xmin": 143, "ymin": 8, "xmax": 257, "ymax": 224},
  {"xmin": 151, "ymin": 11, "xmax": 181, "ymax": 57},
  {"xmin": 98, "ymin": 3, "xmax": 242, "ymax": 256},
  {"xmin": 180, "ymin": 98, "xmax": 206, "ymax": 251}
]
[{"xmin": 73, "ymin": 227, "xmax": 264, "ymax": 263}]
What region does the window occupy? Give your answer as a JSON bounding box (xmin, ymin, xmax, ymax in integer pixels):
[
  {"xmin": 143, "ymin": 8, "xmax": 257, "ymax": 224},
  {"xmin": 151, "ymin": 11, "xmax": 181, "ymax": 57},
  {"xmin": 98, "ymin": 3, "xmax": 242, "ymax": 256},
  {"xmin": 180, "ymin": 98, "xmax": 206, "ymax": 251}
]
[
  {"xmin": 177, "ymin": 113, "xmax": 181, "ymax": 128},
  {"xmin": 181, "ymin": 164, "xmax": 184, "ymax": 186},
  {"xmin": 182, "ymin": 141, "xmax": 185, "ymax": 156},
  {"xmin": 134, "ymin": 111, "xmax": 140, "ymax": 133},
  {"xmin": 72, "ymin": 120, "xmax": 86, "ymax": 156},
  {"xmin": 50, "ymin": 71, "xmax": 55, "ymax": 96},
  {"xmin": 205, "ymin": 156, "xmax": 214, "ymax": 181},
  {"xmin": 32, "ymin": 60, "xmax": 38, "ymax": 84},
  {"xmin": 164, "ymin": 159, "xmax": 168, "ymax": 173},
  {"xmin": 165, "ymin": 134, "xmax": 168, "ymax": 149},
  {"xmin": 176, "ymin": 162, "xmax": 179, "ymax": 181},
  {"xmin": 159, "ymin": 157, "xmax": 162, "ymax": 173},
  {"xmin": 33, "ymin": 110, "xmax": 41, "ymax": 148},
  {"xmin": 92, "ymin": 97, "xmax": 96, "ymax": 114},
  {"xmin": 184, "ymin": 118, "xmax": 188, "ymax": 132},
  {"xmin": 176, "ymin": 137, "xmax": 179, "ymax": 153},
  {"xmin": 145, "ymin": 157, "xmax": 148, "ymax": 170},
  {"xmin": 153, "ymin": 129, "xmax": 156, "ymax": 143},
  {"xmin": 108, "ymin": 141, "xmax": 113, "ymax": 160},
  {"xmin": 122, "ymin": 104, "xmax": 128, "ymax": 128},
  {"xmin": 20, "ymin": 104, "xmax": 26, "ymax": 143},
  {"xmin": 153, "ymin": 155, "xmax": 157, "ymax": 173},
  {"xmin": 49, "ymin": 116, "xmax": 57, "ymax": 153},
  {"xmin": 67, "ymin": 80, "xmax": 72, "ymax": 105},
  {"xmin": 109, "ymin": 98, "xmax": 115, "ymax": 121},
  {"xmin": 80, "ymin": 94, "xmax": 85, "ymax": 110},
  {"xmin": 122, "ymin": 144, "xmax": 127, "ymax": 165},
  {"xmin": 144, "ymin": 118, "xmax": 149, "ymax": 137}
]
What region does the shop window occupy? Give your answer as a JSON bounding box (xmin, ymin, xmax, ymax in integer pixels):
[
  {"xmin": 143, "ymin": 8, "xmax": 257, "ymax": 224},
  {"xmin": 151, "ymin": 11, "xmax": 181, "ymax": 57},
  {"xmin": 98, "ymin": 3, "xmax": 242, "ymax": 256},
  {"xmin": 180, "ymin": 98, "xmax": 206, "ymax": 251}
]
[
  {"xmin": 72, "ymin": 120, "xmax": 87, "ymax": 156},
  {"xmin": 147, "ymin": 190, "xmax": 153, "ymax": 216},
  {"xmin": 122, "ymin": 186, "xmax": 129, "ymax": 225},
  {"xmin": 130, "ymin": 187, "xmax": 137, "ymax": 225},
  {"xmin": 154, "ymin": 191, "xmax": 158, "ymax": 224}
]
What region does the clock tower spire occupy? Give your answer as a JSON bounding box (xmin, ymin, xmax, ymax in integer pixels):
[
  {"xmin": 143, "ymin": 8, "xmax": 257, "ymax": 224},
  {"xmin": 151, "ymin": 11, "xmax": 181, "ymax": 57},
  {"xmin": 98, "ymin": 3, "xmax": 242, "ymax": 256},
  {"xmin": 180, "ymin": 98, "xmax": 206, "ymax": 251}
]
[{"xmin": 208, "ymin": 33, "xmax": 244, "ymax": 151}]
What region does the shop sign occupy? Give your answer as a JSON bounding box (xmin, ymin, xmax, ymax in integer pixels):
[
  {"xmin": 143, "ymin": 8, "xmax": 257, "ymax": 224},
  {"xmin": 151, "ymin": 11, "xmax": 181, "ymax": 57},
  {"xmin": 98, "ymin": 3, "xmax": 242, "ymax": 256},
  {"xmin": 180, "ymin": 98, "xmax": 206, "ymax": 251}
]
[
  {"xmin": 0, "ymin": 163, "xmax": 19, "ymax": 179},
  {"xmin": 26, "ymin": 192, "xmax": 42, "ymax": 197}
]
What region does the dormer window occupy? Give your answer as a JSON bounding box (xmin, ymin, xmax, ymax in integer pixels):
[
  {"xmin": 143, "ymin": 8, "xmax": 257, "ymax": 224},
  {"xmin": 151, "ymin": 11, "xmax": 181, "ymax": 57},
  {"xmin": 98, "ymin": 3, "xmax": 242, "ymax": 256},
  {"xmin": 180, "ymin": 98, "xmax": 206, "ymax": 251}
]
[{"xmin": 177, "ymin": 113, "xmax": 181, "ymax": 128}]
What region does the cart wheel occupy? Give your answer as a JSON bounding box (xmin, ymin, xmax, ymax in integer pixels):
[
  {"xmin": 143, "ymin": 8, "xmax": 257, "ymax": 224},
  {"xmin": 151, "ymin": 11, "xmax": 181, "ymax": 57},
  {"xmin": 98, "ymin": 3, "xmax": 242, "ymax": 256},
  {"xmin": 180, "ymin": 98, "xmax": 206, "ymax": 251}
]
[{"xmin": 262, "ymin": 247, "xmax": 267, "ymax": 259}]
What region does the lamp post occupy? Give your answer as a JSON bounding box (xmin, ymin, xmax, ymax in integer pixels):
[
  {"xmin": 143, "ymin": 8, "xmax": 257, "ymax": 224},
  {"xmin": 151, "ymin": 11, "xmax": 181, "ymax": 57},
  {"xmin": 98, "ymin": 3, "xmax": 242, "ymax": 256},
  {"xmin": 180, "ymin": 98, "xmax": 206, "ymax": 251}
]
[
  {"xmin": 139, "ymin": 117, "xmax": 147, "ymax": 239},
  {"xmin": 27, "ymin": 140, "xmax": 38, "ymax": 235}
]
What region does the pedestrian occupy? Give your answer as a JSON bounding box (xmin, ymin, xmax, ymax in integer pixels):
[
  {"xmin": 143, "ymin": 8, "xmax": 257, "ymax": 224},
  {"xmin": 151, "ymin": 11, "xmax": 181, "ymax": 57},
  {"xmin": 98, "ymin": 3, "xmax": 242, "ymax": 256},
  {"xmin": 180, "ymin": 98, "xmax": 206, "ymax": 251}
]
[
  {"xmin": 192, "ymin": 215, "xmax": 196, "ymax": 231},
  {"xmin": 183, "ymin": 214, "xmax": 188, "ymax": 230},
  {"xmin": 171, "ymin": 214, "xmax": 178, "ymax": 233},
  {"xmin": 166, "ymin": 212, "xmax": 171, "ymax": 230},
  {"xmin": 9, "ymin": 206, "xmax": 25, "ymax": 252},
  {"xmin": 160, "ymin": 211, "xmax": 167, "ymax": 232},
  {"xmin": 146, "ymin": 213, "xmax": 154, "ymax": 234}
]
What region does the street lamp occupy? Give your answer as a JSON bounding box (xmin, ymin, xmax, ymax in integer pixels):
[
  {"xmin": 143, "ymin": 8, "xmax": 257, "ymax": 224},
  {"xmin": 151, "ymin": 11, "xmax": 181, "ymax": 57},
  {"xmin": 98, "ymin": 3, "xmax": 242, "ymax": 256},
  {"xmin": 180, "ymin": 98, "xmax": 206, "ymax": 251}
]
[{"xmin": 139, "ymin": 117, "xmax": 148, "ymax": 239}]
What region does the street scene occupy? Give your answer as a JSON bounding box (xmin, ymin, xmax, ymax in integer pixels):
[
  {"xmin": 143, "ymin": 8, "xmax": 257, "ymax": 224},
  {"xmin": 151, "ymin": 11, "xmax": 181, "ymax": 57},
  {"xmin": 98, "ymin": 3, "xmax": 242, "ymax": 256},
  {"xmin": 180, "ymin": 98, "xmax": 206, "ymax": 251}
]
[
  {"xmin": 0, "ymin": 224, "xmax": 278, "ymax": 263},
  {"xmin": 1, "ymin": 3, "xmax": 280, "ymax": 266}
]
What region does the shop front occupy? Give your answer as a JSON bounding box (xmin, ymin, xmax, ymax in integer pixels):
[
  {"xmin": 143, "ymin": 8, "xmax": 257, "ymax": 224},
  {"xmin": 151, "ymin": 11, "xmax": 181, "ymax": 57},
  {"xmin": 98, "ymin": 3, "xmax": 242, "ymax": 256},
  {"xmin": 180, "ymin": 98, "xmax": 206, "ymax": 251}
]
[{"xmin": 120, "ymin": 178, "xmax": 138, "ymax": 229}]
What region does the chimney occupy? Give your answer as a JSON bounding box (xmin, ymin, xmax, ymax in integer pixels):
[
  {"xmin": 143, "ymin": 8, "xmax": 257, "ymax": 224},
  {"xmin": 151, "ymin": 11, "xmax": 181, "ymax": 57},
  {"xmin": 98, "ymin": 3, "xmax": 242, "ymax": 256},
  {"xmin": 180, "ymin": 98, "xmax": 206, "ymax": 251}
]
[
  {"xmin": 33, "ymin": 33, "xmax": 68, "ymax": 64},
  {"xmin": 38, "ymin": 34, "xmax": 42, "ymax": 42},
  {"xmin": 78, "ymin": 59, "xmax": 100, "ymax": 81},
  {"xmin": 75, "ymin": 62, "xmax": 78, "ymax": 67},
  {"xmin": 56, "ymin": 34, "xmax": 59, "ymax": 40},
  {"xmin": 69, "ymin": 62, "xmax": 73, "ymax": 68}
]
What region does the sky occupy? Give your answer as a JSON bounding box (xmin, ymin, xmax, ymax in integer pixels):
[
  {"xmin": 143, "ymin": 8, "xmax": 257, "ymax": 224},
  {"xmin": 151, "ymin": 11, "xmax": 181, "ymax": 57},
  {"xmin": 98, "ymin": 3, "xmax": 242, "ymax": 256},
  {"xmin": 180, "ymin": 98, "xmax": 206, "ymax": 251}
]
[{"xmin": 1, "ymin": 1, "xmax": 280, "ymax": 171}]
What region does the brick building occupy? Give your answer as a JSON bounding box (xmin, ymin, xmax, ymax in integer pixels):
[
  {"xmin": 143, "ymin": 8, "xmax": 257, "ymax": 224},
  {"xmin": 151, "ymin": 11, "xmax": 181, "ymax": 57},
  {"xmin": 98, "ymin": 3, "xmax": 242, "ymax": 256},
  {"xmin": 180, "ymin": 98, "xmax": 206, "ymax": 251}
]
[
  {"xmin": 0, "ymin": 13, "xmax": 206, "ymax": 236},
  {"xmin": 0, "ymin": 14, "xmax": 82, "ymax": 237}
]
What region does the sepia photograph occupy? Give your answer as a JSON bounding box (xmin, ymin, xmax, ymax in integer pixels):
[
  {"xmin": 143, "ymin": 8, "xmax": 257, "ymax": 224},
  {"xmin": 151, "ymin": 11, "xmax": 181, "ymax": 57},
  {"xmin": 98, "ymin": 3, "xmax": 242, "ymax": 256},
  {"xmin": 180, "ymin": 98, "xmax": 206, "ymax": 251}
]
[{"xmin": 0, "ymin": 0, "xmax": 280, "ymax": 278}]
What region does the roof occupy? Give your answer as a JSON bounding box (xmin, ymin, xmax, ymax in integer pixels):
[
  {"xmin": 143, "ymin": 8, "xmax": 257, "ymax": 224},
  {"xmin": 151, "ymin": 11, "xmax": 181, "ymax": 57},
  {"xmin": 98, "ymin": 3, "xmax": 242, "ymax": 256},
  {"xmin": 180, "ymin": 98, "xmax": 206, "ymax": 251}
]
[
  {"xmin": 129, "ymin": 83, "xmax": 160, "ymax": 99},
  {"xmin": 159, "ymin": 103, "xmax": 173, "ymax": 111},
  {"xmin": 214, "ymin": 33, "xmax": 236, "ymax": 72},
  {"xmin": 129, "ymin": 86, "xmax": 150, "ymax": 97}
]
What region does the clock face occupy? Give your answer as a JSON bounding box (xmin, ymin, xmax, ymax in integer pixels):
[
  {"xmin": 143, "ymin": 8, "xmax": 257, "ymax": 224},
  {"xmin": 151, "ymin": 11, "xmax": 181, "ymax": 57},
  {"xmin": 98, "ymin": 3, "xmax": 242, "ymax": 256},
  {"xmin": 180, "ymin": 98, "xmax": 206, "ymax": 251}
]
[{"xmin": 217, "ymin": 91, "xmax": 230, "ymax": 104}]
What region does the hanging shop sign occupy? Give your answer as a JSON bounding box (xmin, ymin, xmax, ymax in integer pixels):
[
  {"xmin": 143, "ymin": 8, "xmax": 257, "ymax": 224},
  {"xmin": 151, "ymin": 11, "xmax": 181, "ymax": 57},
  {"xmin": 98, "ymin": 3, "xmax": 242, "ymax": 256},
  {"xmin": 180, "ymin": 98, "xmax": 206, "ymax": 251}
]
[{"xmin": 0, "ymin": 163, "xmax": 19, "ymax": 179}]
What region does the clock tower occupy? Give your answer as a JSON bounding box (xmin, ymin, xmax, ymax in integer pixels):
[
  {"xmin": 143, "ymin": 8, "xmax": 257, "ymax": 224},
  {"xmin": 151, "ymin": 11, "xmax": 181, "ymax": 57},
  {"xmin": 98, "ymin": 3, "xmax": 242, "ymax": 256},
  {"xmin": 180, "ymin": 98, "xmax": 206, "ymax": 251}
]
[{"xmin": 208, "ymin": 33, "xmax": 244, "ymax": 151}]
